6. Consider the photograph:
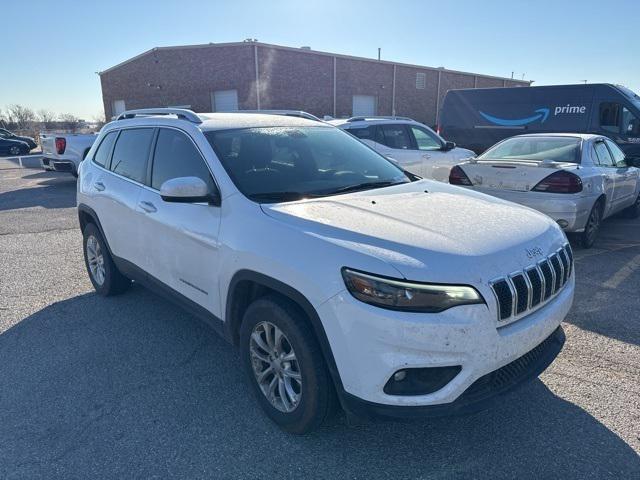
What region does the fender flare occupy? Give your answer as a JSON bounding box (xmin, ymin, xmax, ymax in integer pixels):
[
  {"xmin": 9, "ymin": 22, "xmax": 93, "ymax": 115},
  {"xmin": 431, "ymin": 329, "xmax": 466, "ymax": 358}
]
[{"xmin": 225, "ymin": 269, "xmax": 344, "ymax": 392}]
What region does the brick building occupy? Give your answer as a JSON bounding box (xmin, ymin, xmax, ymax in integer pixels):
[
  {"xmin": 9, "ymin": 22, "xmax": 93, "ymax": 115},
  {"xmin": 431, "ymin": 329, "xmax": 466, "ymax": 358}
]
[{"xmin": 99, "ymin": 41, "xmax": 529, "ymax": 125}]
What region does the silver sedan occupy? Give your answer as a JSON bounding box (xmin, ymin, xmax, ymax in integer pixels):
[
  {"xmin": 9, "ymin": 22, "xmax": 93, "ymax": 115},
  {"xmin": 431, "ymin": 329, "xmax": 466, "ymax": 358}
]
[{"xmin": 449, "ymin": 133, "xmax": 640, "ymax": 248}]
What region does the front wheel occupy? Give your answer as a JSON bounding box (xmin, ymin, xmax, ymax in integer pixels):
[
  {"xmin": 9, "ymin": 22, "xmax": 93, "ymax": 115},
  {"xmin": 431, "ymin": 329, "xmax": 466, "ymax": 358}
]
[
  {"xmin": 239, "ymin": 295, "xmax": 336, "ymax": 434},
  {"xmin": 580, "ymin": 201, "xmax": 603, "ymax": 249},
  {"xmin": 8, "ymin": 145, "xmax": 21, "ymax": 156},
  {"xmin": 82, "ymin": 223, "xmax": 130, "ymax": 295}
]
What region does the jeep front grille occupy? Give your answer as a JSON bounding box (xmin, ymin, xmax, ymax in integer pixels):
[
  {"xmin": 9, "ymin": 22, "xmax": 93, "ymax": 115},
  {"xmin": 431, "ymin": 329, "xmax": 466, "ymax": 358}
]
[{"xmin": 490, "ymin": 244, "xmax": 573, "ymax": 322}]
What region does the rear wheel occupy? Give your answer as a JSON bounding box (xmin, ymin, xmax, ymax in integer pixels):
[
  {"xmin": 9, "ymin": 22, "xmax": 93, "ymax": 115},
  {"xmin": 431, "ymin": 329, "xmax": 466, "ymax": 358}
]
[
  {"xmin": 8, "ymin": 145, "xmax": 21, "ymax": 156},
  {"xmin": 239, "ymin": 295, "xmax": 336, "ymax": 434},
  {"xmin": 82, "ymin": 223, "xmax": 130, "ymax": 295},
  {"xmin": 580, "ymin": 200, "xmax": 603, "ymax": 249}
]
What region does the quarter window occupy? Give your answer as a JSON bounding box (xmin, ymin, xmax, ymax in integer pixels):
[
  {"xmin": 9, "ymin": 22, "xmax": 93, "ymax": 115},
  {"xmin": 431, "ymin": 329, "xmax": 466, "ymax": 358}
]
[
  {"xmin": 151, "ymin": 129, "xmax": 215, "ymax": 191},
  {"xmin": 110, "ymin": 128, "xmax": 155, "ymax": 184},
  {"xmin": 593, "ymin": 141, "xmax": 614, "ymax": 167},
  {"xmin": 92, "ymin": 131, "xmax": 117, "ymax": 167},
  {"xmin": 622, "ymin": 107, "xmax": 640, "ymax": 136},
  {"xmin": 410, "ymin": 126, "xmax": 442, "ymax": 151},
  {"xmin": 378, "ymin": 124, "xmax": 412, "ymax": 150}
]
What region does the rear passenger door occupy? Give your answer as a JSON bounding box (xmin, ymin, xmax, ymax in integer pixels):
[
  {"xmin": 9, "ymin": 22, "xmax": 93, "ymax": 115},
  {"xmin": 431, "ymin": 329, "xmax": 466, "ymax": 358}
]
[
  {"xmin": 136, "ymin": 128, "xmax": 223, "ymax": 317},
  {"xmin": 365, "ymin": 124, "xmax": 424, "ymax": 175},
  {"xmin": 91, "ymin": 128, "xmax": 155, "ymax": 264},
  {"xmin": 592, "ymin": 139, "xmax": 623, "ymax": 215}
]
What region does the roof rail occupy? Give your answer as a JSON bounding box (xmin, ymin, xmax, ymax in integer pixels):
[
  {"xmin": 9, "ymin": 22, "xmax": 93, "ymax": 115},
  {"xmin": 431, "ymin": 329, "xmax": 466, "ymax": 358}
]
[
  {"xmin": 238, "ymin": 110, "xmax": 321, "ymax": 121},
  {"xmin": 346, "ymin": 115, "xmax": 414, "ymax": 122},
  {"xmin": 116, "ymin": 108, "xmax": 202, "ymax": 124}
]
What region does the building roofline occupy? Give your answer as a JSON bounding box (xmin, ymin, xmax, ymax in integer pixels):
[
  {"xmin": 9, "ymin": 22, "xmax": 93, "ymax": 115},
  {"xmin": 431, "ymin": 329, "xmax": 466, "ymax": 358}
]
[{"xmin": 98, "ymin": 41, "xmax": 530, "ymax": 84}]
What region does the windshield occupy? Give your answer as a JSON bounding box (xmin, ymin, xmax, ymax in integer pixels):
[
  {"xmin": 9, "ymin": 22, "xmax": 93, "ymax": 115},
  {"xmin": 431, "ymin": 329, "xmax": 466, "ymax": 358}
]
[
  {"xmin": 205, "ymin": 126, "xmax": 410, "ymax": 202},
  {"xmin": 479, "ymin": 136, "xmax": 581, "ymax": 163}
]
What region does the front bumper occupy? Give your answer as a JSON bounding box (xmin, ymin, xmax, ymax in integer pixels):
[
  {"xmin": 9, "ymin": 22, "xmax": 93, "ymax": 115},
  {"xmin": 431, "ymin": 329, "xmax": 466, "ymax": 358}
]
[
  {"xmin": 317, "ymin": 274, "xmax": 573, "ymax": 410},
  {"xmin": 341, "ymin": 325, "xmax": 565, "ymax": 419},
  {"xmin": 41, "ymin": 157, "xmax": 76, "ymax": 174},
  {"xmin": 469, "ymin": 187, "xmax": 596, "ymax": 232}
]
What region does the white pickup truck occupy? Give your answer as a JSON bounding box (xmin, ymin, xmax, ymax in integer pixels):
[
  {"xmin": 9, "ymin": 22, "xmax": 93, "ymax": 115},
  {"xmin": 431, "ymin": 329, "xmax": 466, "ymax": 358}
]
[{"xmin": 40, "ymin": 132, "xmax": 98, "ymax": 176}]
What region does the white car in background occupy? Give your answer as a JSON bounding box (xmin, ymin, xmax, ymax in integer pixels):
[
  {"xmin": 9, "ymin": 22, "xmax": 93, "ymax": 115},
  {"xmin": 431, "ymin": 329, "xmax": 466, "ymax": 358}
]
[
  {"xmin": 41, "ymin": 132, "xmax": 98, "ymax": 176},
  {"xmin": 328, "ymin": 116, "xmax": 475, "ymax": 181},
  {"xmin": 450, "ymin": 133, "xmax": 640, "ymax": 248}
]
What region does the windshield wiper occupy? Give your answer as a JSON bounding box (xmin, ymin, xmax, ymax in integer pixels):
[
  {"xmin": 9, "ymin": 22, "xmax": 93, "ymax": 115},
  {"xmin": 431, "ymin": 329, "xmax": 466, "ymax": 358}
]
[
  {"xmin": 325, "ymin": 180, "xmax": 407, "ymax": 195},
  {"xmin": 249, "ymin": 191, "xmax": 324, "ymax": 202}
]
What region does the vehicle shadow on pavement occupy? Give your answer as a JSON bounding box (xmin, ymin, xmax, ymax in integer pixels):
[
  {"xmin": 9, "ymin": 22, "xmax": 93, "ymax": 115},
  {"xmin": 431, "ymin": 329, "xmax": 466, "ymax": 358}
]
[
  {"xmin": 567, "ymin": 219, "xmax": 640, "ymax": 347},
  {"xmin": 0, "ymin": 178, "xmax": 76, "ymax": 211},
  {"xmin": 0, "ymin": 287, "xmax": 638, "ymax": 479}
]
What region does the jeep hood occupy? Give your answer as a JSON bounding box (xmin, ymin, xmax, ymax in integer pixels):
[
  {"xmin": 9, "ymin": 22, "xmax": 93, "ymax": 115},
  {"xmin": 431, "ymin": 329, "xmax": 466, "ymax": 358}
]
[{"xmin": 260, "ymin": 180, "xmax": 567, "ymax": 283}]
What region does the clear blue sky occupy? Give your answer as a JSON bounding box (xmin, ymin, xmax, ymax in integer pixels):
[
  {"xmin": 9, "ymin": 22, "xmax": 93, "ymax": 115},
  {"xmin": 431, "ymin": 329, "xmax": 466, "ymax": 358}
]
[{"xmin": 3, "ymin": 0, "xmax": 639, "ymax": 120}]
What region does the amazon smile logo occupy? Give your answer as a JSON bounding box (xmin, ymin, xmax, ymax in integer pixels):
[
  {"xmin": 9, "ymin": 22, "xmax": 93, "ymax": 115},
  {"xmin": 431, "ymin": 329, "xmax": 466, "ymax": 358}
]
[
  {"xmin": 479, "ymin": 104, "xmax": 588, "ymax": 127},
  {"xmin": 480, "ymin": 108, "xmax": 550, "ymax": 126}
]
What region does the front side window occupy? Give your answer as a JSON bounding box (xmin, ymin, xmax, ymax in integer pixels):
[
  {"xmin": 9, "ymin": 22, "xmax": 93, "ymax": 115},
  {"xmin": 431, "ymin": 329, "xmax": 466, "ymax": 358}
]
[
  {"xmin": 622, "ymin": 107, "xmax": 640, "ymax": 136},
  {"xmin": 110, "ymin": 128, "xmax": 155, "ymax": 183},
  {"xmin": 480, "ymin": 136, "xmax": 581, "ymax": 163},
  {"xmin": 378, "ymin": 124, "xmax": 412, "ymax": 150},
  {"xmin": 151, "ymin": 128, "xmax": 215, "ymax": 191},
  {"xmin": 205, "ymin": 126, "xmax": 408, "ymax": 202},
  {"xmin": 410, "ymin": 126, "xmax": 442, "ymax": 151},
  {"xmin": 593, "ymin": 141, "xmax": 614, "ymax": 167},
  {"xmin": 93, "ymin": 131, "xmax": 117, "ymax": 167}
]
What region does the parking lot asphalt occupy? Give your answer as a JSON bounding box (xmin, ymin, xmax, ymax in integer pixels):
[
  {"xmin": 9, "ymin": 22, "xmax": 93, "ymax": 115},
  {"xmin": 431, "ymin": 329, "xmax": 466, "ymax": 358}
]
[{"xmin": 0, "ymin": 158, "xmax": 638, "ymax": 479}]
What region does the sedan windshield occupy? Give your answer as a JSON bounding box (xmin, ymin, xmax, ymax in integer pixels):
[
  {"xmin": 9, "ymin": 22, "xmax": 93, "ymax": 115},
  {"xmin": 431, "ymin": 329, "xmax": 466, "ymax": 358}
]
[
  {"xmin": 479, "ymin": 136, "xmax": 581, "ymax": 163},
  {"xmin": 205, "ymin": 126, "xmax": 409, "ymax": 202}
]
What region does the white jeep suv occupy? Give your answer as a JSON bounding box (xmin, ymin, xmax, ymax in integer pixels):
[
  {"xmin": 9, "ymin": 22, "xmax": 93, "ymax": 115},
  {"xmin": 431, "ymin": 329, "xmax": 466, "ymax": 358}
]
[
  {"xmin": 328, "ymin": 116, "xmax": 475, "ymax": 181},
  {"xmin": 78, "ymin": 108, "xmax": 573, "ymax": 433}
]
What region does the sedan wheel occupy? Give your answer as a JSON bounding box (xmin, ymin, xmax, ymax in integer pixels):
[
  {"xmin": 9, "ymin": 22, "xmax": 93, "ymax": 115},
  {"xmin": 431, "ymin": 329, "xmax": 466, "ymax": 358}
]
[
  {"xmin": 580, "ymin": 202, "xmax": 602, "ymax": 248},
  {"xmin": 9, "ymin": 145, "xmax": 20, "ymax": 156}
]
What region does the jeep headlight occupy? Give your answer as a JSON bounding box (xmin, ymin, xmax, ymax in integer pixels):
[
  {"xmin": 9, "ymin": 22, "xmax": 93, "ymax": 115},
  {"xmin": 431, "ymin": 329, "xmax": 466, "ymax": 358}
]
[{"xmin": 341, "ymin": 268, "xmax": 484, "ymax": 313}]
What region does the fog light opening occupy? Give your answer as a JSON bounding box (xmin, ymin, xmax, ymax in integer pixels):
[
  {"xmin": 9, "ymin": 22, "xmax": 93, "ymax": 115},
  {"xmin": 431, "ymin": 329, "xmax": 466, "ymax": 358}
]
[
  {"xmin": 393, "ymin": 370, "xmax": 407, "ymax": 382},
  {"xmin": 557, "ymin": 219, "xmax": 569, "ymax": 229}
]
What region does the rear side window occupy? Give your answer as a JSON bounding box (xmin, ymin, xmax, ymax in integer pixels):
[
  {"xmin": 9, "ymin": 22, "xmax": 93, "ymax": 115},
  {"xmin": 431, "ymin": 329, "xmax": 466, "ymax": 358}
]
[
  {"xmin": 378, "ymin": 124, "xmax": 412, "ymax": 149},
  {"xmin": 151, "ymin": 128, "xmax": 215, "ymax": 191},
  {"xmin": 348, "ymin": 126, "xmax": 376, "ymax": 140},
  {"xmin": 593, "ymin": 141, "xmax": 614, "ymax": 167},
  {"xmin": 110, "ymin": 128, "xmax": 155, "ymax": 183},
  {"xmin": 93, "ymin": 131, "xmax": 117, "ymax": 167},
  {"xmin": 604, "ymin": 139, "xmax": 626, "ymax": 165},
  {"xmin": 600, "ymin": 102, "xmax": 621, "ymax": 133}
]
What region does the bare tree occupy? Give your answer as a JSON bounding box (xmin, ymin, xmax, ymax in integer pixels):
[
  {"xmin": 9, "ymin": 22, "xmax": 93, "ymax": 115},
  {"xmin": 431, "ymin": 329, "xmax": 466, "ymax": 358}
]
[
  {"xmin": 92, "ymin": 111, "xmax": 107, "ymax": 130},
  {"xmin": 58, "ymin": 113, "xmax": 81, "ymax": 132},
  {"xmin": 37, "ymin": 109, "xmax": 57, "ymax": 130},
  {"xmin": 6, "ymin": 104, "xmax": 35, "ymax": 129}
]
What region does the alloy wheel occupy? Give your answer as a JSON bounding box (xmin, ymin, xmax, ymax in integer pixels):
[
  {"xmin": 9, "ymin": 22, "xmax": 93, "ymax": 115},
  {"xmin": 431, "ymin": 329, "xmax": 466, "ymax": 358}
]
[
  {"xmin": 585, "ymin": 206, "xmax": 601, "ymax": 245},
  {"xmin": 9, "ymin": 146, "xmax": 20, "ymax": 156},
  {"xmin": 249, "ymin": 321, "xmax": 302, "ymax": 413},
  {"xmin": 86, "ymin": 235, "xmax": 106, "ymax": 286}
]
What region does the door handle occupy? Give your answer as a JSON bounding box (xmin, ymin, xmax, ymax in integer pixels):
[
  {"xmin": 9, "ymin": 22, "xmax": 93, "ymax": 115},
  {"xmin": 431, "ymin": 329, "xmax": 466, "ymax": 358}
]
[
  {"xmin": 139, "ymin": 201, "xmax": 157, "ymax": 213},
  {"xmin": 93, "ymin": 181, "xmax": 105, "ymax": 191},
  {"xmin": 422, "ymin": 154, "xmax": 431, "ymax": 159}
]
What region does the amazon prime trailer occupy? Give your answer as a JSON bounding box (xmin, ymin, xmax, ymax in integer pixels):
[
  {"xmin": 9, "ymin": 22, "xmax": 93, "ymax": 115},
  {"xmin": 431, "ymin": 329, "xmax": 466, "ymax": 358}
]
[{"xmin": 438, "ymin": 83, "xmax": 640, "ymax": 158}]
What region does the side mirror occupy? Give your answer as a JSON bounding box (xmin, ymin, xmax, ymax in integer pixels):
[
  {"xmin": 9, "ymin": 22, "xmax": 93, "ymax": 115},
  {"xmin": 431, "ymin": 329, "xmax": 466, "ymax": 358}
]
[
  {"xmin": 160, "ymin": 177, "xmax": 220, "ymax": 205},
  {"xmin": 443, "ymin": 141, "xmax": 456, "ymax": 151}
]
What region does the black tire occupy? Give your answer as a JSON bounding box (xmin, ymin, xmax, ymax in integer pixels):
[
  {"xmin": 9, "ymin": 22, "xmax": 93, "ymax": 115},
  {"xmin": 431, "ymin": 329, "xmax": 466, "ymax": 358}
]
[
  {"xmin": 82, "ymin": 223, "xmax": 130, "ymax": 295},
  {"xmin": 623, "ymin": 193, "xmax": 640, "ymax": 219},
  {"xmin": 579, "ymin": 200, "xmax": 603, "ymax": 249},
  {"xmin": 239, "ymin": 294, "xmax": 337, "ymax": 434}
]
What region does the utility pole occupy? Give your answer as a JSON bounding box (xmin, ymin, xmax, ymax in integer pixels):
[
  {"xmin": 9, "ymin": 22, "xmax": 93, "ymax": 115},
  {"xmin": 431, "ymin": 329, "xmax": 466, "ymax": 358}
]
[{"xmin": 378, "ymin": 48, "xmax": 381, "ymax": 61}]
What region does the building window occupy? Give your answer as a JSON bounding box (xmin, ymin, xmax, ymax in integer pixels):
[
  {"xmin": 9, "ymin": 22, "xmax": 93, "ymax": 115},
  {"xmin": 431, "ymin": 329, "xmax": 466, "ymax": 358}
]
[
  {"xmin": 352, "ymin": 95, "xmax": 377, "ymax": 117},
  {"xmin": 112, "ymin": 100, "xmax": 126, "ymax": 117},
  {"xmin": 212, "ymin": 89, "xmax": 239, "ymax": 112},
  {"xmin": 416, "ymin": 72, "xmax": 426, "ymax": 89}
]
